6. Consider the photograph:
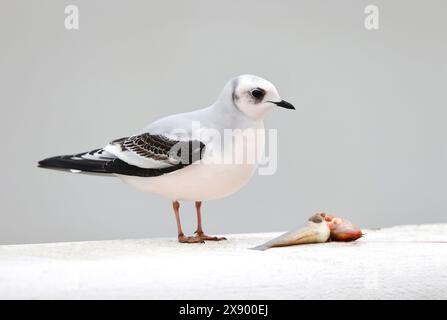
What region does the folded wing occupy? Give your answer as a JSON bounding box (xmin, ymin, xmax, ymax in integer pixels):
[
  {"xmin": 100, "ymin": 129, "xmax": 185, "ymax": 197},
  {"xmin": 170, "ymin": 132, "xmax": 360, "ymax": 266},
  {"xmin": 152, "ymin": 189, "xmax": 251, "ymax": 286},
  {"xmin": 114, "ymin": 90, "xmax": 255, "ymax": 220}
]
[{"xmin": 38, "ymin": 134, "xmax": 205, "ymax": 177}]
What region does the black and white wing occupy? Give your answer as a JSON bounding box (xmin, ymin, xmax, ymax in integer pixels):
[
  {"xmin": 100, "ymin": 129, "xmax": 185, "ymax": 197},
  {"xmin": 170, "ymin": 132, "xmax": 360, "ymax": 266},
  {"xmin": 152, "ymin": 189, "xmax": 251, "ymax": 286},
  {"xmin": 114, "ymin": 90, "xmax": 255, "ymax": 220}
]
[
  {"xmin": 104, "ymin": 133, "xmax": 205, "ymax": 169},
  {"xmin": 38, "ymin": 133, "xmax": 206, "ymax": 177}
]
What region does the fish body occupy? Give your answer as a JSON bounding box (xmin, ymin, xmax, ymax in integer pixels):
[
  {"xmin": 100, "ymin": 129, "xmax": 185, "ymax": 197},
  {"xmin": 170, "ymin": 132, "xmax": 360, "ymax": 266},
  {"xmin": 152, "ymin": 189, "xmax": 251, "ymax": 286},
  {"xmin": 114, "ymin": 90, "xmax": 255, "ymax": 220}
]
[
  {"xmin": 252, "ymin": 213, "xmax": 330, "ymax": 250},
  {"xmin": 252, "ymin": 213, "xmax": 363, "ymax": 250}
]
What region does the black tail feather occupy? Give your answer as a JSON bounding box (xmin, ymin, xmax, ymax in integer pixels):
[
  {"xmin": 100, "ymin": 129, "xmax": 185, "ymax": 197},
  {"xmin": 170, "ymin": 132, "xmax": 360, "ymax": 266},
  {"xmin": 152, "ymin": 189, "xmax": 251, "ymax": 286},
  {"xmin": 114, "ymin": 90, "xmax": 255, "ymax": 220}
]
[
  {"xmin": 38, "ymin": 153, "xmax": 188, "ymax": 177},
  {"xmin": 38, "ymin": 154, "xmax": 112, "ymax": 175}
]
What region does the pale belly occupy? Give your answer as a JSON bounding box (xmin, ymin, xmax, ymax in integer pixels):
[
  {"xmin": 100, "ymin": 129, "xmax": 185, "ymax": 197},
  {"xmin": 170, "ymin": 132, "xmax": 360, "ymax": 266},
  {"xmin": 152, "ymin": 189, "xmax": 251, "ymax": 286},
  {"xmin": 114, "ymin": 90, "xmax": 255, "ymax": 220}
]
[
  {"xmin": 119, "ymin": 162, "xmax": 257, "ymax": 201},
  {"xmin": 120, "ymin": 121, "xmax": 265, "ymax": 201}
]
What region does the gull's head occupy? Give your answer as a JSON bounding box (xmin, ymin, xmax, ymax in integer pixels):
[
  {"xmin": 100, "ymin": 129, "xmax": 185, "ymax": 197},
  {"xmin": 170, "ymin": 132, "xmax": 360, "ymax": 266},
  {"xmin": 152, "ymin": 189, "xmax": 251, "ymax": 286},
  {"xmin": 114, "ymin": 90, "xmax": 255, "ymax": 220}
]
[{"xmin": 218, "ymin": 74, "xmax": 295, "ymax": 120}]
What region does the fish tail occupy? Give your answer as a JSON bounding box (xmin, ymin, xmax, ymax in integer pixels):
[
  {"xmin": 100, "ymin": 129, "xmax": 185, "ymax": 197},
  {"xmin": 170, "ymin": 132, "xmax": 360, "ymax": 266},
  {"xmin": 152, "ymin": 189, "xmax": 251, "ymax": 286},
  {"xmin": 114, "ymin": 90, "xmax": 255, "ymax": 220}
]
[{"xmin": 250, "ymin": 244, "xmax": 270, "ymax": 251}]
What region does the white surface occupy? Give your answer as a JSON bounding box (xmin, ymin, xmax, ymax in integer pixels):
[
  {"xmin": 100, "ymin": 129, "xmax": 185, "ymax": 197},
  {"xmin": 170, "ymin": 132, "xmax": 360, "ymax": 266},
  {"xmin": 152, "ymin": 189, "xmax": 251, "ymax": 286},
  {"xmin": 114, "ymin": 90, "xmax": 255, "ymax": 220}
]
[{"xmin": 1, "ymin": 224, "xmax": 446, "ymax": 299}]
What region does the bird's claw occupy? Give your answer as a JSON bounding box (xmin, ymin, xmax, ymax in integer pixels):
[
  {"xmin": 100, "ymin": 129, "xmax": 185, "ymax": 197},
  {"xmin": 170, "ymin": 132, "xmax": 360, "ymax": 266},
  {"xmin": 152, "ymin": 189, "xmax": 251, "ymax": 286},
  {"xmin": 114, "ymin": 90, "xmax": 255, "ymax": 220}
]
[
  {"xmin": 195, "ymin": 231, "xmax": 227, "ymax": 241},
  {"xmin": 177, "ymin": 232, "xmax": 227, "ymax": 244},
  {"xmin": 178, "ymin": 234, "xmax": 205, "ymax": 244}
]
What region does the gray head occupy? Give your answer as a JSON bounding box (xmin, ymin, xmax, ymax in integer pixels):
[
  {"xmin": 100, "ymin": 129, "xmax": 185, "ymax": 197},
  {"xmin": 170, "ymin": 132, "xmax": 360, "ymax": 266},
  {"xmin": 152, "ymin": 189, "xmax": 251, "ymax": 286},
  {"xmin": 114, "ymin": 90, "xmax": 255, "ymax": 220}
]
[{"xmin": 217, "ymin": 74, "xmax": 295, "ymax": 120}]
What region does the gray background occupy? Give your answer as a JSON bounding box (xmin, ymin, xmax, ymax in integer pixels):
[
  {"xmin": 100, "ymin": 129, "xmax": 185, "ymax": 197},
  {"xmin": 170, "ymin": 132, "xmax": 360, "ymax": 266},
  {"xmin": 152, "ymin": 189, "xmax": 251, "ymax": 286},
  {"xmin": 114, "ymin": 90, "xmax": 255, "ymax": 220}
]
[{"xmin": 1, "ymin": 0, "xmax": 446, "ymax": 245}]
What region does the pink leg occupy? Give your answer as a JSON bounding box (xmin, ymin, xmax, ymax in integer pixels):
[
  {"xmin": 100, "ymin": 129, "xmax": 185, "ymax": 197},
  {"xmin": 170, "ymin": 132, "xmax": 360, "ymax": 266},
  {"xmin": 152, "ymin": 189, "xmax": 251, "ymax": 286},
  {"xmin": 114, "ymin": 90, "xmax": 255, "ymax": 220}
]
[
  {"xmin": 172, "ymin": 201, "xmax": 204, "ymax": 243},
  {"xmin": 195, "ymin": 201, "xmax": 227, "ymax": 241}
]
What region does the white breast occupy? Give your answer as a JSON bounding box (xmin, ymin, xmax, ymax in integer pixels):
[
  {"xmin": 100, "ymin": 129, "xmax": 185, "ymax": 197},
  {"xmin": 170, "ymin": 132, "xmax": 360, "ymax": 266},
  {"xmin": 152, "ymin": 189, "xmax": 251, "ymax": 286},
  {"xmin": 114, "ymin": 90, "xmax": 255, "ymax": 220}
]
[{"xmin": 120, "ymin": 121, "xmax": 265, "ymax": 201}]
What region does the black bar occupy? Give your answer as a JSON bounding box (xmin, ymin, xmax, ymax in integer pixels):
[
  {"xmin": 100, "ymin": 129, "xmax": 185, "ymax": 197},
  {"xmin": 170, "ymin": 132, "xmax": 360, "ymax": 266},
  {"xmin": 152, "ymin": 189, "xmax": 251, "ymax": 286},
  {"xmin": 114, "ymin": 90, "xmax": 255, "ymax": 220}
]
[{"xmin": 0, "ymin": 300, "xmax": 444, "ymax": 318}]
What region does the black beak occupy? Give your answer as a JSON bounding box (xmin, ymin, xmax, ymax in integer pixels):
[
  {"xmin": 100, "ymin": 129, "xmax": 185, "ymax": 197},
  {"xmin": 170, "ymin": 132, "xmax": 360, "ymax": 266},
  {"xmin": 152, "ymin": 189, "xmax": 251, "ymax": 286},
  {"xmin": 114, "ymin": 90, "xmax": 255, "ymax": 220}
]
[{"xmin": 272, "ymin": 100, "xmax": 295, "ymax": 110}]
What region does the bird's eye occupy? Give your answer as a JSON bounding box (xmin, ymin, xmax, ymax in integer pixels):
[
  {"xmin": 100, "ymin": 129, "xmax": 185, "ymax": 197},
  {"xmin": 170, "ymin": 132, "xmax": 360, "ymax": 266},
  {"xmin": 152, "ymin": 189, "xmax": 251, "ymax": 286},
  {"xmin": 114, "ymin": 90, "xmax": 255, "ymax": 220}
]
[{"xmin": 250, "ymin": 88, "xmax": 265, "ymax": 99}]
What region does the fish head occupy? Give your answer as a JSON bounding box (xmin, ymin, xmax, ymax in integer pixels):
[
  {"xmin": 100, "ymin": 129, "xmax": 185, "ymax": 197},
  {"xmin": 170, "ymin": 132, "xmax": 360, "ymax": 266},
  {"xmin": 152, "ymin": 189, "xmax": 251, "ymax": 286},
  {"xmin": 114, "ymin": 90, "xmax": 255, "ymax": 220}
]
[{"xmin": 322, "ymin": 214, "xmax": 363, "ymax": 241}]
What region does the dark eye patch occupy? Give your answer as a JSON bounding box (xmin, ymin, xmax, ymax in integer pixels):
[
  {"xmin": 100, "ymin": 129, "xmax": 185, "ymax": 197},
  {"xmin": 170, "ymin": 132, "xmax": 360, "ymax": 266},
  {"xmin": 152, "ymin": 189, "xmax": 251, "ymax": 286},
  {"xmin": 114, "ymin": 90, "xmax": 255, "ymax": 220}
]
[{"xmin": 250, "ymin": 88, "xmax": 265, "ymax": 101}]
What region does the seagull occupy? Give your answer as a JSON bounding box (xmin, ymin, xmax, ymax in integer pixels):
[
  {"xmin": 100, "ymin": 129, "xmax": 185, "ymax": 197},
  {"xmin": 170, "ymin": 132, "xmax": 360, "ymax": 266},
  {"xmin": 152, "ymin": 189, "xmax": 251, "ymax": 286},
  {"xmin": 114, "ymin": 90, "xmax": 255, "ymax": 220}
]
[{"xmin": 38, "ymin": 75, "xmax": 295, "ymax": 243}]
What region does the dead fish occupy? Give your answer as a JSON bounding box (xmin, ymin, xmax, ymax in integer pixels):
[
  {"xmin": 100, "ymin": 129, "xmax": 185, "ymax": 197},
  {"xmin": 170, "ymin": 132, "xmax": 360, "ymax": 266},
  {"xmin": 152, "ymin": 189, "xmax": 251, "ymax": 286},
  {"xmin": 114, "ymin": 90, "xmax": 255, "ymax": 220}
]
[
  {"xmin": 252, "ymin": 213, "xmax": 330, "ymax": 251},
  {"xmin": 323, "ymin": 214, "xmax": 363, "ymax": 242}
]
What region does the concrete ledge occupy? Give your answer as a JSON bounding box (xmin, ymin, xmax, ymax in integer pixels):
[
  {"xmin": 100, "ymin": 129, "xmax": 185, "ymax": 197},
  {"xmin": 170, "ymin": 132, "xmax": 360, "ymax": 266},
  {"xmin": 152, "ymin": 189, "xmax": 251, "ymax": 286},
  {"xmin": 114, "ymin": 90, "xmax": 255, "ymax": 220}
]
[{"xmin": 1, "ymin": 224, "xmax": 446, "ymax": 299}]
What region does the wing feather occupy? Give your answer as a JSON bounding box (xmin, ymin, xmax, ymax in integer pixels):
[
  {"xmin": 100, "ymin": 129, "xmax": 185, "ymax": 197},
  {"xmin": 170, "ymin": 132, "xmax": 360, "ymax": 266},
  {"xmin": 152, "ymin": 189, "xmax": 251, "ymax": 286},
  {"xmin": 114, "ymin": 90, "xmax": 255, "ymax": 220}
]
[{"xmin": 104, "ymin": 133, "xmax": 205, "ymax": 170}]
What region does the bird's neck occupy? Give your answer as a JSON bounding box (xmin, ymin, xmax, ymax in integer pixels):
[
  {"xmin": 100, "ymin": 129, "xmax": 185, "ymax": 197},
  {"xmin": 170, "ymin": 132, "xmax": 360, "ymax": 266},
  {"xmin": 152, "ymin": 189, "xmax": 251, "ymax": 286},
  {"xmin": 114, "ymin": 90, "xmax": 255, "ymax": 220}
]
[{"xmin": 208, "ymin": 100, "xmax": 258, "ymax": 130}]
